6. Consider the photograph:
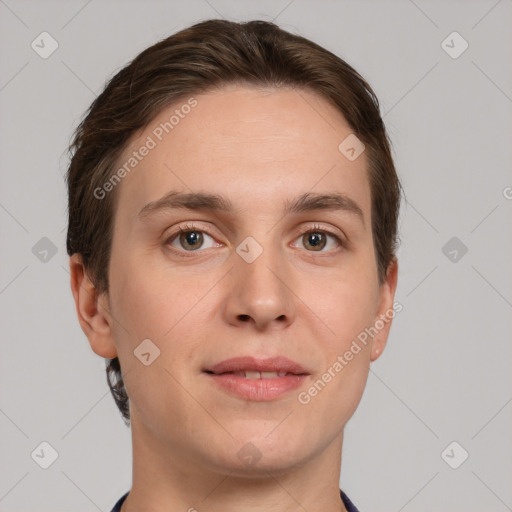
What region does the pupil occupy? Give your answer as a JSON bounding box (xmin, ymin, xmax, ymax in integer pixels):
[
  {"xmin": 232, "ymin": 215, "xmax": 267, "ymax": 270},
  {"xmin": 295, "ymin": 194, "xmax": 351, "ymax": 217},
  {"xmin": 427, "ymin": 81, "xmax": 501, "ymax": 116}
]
[
  {"xmin": 182, "ymin": 231, "xmax": 202, "ymax": 249},
  {"xmin": 306, "ymin": 232, "xmax": 325, "ymax": 250},
  {"xmin": 309, "ymin": 234, "xmax": 320, "ymax": 245}
]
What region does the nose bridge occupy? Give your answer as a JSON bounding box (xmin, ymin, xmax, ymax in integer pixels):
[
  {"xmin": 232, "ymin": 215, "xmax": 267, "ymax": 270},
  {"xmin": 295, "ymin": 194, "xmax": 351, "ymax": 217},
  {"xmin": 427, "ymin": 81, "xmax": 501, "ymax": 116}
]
[
  {"xmin": 236, "ymin": 235, "xmax": 284, "ymax": 296},
  {"xmin": 225, "ymin": 233, "xmax": 295, "ymax": 328}
]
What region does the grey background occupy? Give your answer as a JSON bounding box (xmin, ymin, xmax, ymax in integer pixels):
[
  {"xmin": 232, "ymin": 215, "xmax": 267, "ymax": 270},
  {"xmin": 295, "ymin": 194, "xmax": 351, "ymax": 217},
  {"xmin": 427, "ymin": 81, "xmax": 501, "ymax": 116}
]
[{"xmin": 1, "ymin": 0, "xmax": 511, "ymax": 511}]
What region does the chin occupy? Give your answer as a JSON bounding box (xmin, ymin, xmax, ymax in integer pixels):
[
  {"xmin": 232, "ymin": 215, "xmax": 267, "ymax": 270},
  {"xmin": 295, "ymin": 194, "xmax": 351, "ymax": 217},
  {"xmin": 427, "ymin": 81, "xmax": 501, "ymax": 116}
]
[{"xmin": 201, "ymin": 432, "xmax": 312, "ymax": 477}]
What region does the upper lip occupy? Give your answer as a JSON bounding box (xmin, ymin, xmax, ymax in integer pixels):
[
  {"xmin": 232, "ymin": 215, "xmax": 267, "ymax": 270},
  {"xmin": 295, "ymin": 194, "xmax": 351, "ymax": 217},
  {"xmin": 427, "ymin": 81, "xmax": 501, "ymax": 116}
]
[{"xmin": 204, "ymin": 356, "xmax": 310, "ymax": 375}]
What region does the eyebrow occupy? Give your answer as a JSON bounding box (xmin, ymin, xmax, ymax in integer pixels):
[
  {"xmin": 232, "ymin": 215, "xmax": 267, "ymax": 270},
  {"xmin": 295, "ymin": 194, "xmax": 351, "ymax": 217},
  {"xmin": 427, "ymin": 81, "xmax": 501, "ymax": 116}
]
[{"xmin": 138, "ymin": 190, "xmax": 365, "ymax": 228}]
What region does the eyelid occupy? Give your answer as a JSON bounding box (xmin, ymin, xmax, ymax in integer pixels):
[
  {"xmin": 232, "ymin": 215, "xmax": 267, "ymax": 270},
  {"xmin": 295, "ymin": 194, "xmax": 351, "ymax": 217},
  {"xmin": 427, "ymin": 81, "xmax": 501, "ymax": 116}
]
[{"xmin": 164, "ymin": 222, "xmax": 220, "ymax": 245}]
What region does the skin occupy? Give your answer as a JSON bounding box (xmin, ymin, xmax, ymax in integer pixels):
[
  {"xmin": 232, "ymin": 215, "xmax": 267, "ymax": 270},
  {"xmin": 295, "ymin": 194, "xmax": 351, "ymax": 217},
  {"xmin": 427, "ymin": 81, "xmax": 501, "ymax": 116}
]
[{"xmin": 70, "ymin": 84, "xmax": 398, "ymax": 512}]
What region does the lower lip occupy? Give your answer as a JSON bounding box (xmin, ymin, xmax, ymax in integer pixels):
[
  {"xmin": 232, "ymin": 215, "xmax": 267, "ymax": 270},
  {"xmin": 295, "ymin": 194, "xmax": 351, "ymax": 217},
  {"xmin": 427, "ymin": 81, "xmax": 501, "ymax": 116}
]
[{"xmin": 205, "ymin": 373, "xmax": 309, "ymax": 401}]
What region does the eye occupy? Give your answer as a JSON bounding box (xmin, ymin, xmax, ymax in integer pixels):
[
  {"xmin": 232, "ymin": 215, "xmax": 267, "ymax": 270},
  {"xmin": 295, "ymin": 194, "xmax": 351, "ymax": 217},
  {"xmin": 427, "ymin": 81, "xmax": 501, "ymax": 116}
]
[
  {"xmin": 165, "ymin": 223, "xmax": 220, "ymax": 252},
  {"xmin": 292, "ymin": 224, "xmax": 343, "ymax": 252},
  {"xmin": 164, "ymin": 223, "xmax": 343, "ymax": 254}
]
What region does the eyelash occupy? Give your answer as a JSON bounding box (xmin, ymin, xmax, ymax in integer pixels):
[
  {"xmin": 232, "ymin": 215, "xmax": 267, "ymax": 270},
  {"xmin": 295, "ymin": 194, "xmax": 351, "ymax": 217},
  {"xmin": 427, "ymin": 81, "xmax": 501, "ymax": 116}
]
[{"xmin": 164, "ymin": 222, "xmax": 344, "ymax": 255}]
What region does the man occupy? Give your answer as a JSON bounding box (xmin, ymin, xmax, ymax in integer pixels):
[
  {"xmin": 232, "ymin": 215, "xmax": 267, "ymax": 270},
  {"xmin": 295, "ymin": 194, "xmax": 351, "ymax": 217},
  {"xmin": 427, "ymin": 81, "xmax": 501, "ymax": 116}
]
[{"xmin": 67, "ymin": 19, "xmax": 401, "ymax": 512}]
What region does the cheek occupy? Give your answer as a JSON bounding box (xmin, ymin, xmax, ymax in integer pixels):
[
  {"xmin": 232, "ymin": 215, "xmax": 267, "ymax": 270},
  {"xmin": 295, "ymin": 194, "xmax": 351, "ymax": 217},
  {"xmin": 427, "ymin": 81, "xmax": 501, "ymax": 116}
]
[
  {"xmin": 299, "ymin": 329, "xmax": 372, "ymax": 431},
  {"xmin": 107, "ymin": 260, "xmax": 207, "ymax": 427},
  {"xmin": 110, "ymin": 255, "xmax": 192, "ymax": 335},
  {"xmin": 313, "ymin": 270, "xmax": 379, "ymax": 349},
  {"xmin": 299, "ymin": 272, "xmax": 377, "ymax": 411},
  {"xmin": 108, "ymin": 256, "xmax": 213, "ymax": 376}
]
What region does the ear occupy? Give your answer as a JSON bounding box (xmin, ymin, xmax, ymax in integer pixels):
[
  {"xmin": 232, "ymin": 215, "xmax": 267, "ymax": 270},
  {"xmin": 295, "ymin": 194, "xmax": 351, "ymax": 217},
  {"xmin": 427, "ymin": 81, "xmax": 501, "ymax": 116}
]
[
  {"xmin": 370, "ymin": 257, "xmax": 399, "ymax": 362},
  {"xmin": 69, "ymin": 253, "xmax": 118, "ymax": 359}
]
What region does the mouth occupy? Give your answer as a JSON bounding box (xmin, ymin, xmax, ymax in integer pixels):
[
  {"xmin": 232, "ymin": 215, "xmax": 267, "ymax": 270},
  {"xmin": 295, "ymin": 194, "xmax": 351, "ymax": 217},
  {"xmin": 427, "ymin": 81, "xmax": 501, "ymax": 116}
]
[
  {"xmin": 205, "ymin": 370, "xmax": 303, "ymax": 379},
  {"xmin": 203, "ymin": 356, "xmax": 310, "ymax": 401},
  {"xmin": 203, "ymin": 355, "xmax": 310, "ymax": 376}
]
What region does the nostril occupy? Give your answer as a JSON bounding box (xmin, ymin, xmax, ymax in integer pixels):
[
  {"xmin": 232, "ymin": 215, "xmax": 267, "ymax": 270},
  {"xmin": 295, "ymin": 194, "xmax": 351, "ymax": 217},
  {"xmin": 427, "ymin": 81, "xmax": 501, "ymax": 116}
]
[{"xmin": 239, "ymin": 314, "xmax": 251, "ymax": 322}]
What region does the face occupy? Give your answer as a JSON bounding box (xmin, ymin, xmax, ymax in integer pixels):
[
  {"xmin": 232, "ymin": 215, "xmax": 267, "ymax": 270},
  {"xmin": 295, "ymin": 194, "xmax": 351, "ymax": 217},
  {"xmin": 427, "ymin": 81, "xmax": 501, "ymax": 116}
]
[{"xmin": 73, "ymin": 84, "xmax": 398, "ymax": 477}]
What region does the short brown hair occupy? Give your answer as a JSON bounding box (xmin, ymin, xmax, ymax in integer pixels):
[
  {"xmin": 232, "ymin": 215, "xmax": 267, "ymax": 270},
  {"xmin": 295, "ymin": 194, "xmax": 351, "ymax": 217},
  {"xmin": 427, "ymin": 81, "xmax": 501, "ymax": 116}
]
[{"xmin": 66, "ymin": 19, "xmax": 402, "ymax": 425}]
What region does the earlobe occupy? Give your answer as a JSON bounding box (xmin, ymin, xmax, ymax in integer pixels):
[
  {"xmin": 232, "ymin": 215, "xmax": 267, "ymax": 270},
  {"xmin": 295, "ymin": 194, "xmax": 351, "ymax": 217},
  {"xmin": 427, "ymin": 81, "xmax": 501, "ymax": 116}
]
[
  {"xmin": 370, "ymin": 257, "xmax": 399, "ymax": 362},
  {"xmin": 69, "ymin": 254, "xmax": 118, "ymax": 359}
]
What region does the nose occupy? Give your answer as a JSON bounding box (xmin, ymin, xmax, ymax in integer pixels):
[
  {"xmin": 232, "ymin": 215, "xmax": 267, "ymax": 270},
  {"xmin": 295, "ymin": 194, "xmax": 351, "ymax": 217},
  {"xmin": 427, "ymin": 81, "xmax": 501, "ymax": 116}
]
[{"xmin": 222, "ymin": 243, "xmax": 297, "ymax": 331}]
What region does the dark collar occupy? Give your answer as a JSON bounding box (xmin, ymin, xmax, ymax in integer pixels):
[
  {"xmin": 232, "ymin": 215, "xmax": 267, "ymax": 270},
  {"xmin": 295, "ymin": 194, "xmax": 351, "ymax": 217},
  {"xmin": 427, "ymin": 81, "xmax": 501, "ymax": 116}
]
[{"xmin": 110, "ymin": 489, "xmax": 360, "ymax": 511}]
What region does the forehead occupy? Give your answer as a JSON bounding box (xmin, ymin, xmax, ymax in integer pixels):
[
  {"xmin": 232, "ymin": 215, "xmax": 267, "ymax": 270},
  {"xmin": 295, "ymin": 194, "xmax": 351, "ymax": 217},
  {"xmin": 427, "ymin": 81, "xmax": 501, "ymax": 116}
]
[{"xmin": 113, "ymin": 84, "xmax": 371, "ymax": 223}]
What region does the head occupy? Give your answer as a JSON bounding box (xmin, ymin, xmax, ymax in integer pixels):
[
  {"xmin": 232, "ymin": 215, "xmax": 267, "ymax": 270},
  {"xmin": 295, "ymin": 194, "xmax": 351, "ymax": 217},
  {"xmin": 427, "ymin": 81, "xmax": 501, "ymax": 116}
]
[{"xmin": 67, "ymin": 19, "xmax": 401, "ymax": 473}]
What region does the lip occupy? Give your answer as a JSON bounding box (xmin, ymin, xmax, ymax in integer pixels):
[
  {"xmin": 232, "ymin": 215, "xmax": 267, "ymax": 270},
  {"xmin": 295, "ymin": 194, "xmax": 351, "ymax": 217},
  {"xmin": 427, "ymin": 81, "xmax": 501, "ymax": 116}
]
[
  {"xmin": 205, "ymin": 356, "xmax": 309, "ymax": 375},
  {"xmin": 203, "ymin": 356, "xmax": 310, "ymax": 402}
]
